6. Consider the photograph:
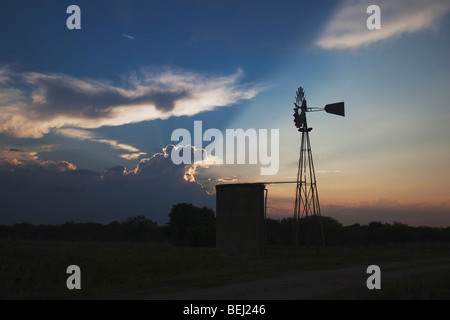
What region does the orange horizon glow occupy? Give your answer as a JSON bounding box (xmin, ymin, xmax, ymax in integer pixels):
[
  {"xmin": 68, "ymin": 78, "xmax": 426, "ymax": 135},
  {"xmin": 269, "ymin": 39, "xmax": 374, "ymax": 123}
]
[{"xmin": 263, "ymin": 183, "xmax": 450, "ymax": 227}]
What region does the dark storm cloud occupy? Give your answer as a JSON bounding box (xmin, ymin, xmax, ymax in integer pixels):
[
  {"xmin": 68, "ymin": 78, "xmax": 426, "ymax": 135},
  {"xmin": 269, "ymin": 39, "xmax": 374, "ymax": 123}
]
[{"xmin": 0, "ymin": 146, "xmax": 214, "ymax": 225}]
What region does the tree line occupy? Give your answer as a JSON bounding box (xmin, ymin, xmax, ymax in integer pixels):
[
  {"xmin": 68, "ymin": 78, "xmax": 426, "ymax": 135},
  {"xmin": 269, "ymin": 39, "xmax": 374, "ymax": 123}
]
[
  {"xmin": 0, "ymin": 203, "xmax": 216, "ymax": 246},
  {"xmin": 1, "ymin": 203, "xmax": 450, "ymax": 246},
  {"xmin": 266, "ymin": 216, "xmax": 450, "ymax": 245}
]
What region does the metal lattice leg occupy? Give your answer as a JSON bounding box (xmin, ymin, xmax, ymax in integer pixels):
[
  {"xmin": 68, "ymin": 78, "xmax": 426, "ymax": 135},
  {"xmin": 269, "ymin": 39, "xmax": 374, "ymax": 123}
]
[{"xmin": 294, "ymin": 129, "xmax": 325, "ymax": 249}]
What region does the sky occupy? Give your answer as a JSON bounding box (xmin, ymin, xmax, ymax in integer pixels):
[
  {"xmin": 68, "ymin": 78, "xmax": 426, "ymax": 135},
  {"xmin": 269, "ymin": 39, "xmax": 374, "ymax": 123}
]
[{"xmin": 0, "ymin": 0, "xmax": 449, "ymax": 227}]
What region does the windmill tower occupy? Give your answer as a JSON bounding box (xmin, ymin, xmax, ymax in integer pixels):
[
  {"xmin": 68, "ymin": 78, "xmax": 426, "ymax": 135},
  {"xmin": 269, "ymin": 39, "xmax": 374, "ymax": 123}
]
[{"xmin": 293, "ymin": 87, "xmax": 344, "ymax": 248}]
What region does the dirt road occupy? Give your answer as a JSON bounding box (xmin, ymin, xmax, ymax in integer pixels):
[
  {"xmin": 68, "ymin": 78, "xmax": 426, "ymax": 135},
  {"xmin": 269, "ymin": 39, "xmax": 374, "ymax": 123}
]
[{"xmin": 150, "ymin": 258, "xmax": 450, "ymax": 300}]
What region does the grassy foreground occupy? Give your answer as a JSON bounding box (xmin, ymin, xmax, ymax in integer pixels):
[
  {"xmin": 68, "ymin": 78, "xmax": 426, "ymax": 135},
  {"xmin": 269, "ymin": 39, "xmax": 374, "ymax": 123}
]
[{"xmin": 1, "ymin": 241, "xmax": 450, "ymax": 299}]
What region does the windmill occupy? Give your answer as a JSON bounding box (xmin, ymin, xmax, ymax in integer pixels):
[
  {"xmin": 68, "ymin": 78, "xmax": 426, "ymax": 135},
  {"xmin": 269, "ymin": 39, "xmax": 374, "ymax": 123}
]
[{"xmin": 293, "ymin": 87, "xmax": 344, "ymax": 248}]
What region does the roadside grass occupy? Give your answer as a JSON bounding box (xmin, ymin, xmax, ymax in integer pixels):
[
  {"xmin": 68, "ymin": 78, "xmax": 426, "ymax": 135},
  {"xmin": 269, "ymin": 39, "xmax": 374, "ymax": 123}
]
[
  {"xmin": 1, "ymin": 241, "xmax": 450, "ymax": 299},
  {"xmin": 313, "ymin": 269, "xmax": 450, "ymax": 300}
]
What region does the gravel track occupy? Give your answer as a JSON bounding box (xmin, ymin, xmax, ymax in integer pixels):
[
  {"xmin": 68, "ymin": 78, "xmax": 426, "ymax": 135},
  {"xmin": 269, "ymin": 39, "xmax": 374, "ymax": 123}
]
[{"xmin": 149, "ymin": 258, "xmax": 450, "ymax": 300}]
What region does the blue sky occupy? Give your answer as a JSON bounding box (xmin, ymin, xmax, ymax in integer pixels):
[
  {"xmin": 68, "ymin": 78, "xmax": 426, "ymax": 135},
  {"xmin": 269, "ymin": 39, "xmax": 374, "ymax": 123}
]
[{"xmin": 1, "ymin": 0, "xmax": 449, "ymax": 226}]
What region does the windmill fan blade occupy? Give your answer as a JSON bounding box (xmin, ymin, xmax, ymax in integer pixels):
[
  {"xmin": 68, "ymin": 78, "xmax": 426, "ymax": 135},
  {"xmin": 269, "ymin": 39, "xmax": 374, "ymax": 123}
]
[{"xmin": 324, "ymin": 102, "xmax": 345, "ymax": 117}]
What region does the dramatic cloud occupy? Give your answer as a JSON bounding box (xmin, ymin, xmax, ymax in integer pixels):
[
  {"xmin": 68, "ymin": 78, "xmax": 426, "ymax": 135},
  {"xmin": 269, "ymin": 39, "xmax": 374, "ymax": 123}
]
[
  {"xmin": 316, "ymin": 0, "xmax": 450, "ymax": 50},
  {"xmin": 0, "ymin": 66, "xmax": 261, "ymax": 138},
  {"xmin": 0, "ymin": 148, "xmax": 76, "ymax": 173},
  {"xmin": 0, "ymin": 145, "xmax": 214, "ymax": 225},
  {"xmin": 2, "ymin": 145, "xmax": 448, "ymax": 227},
  {"xmin": 127, "ymin": 145, "xmax": 200, "ymax": 183}
]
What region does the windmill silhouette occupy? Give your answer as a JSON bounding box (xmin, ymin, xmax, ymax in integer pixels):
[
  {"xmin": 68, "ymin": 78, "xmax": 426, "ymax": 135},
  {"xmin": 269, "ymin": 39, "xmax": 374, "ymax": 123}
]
[{"xmin": 293, "ymin": 87, "xmax": 344, "ymax": 248}]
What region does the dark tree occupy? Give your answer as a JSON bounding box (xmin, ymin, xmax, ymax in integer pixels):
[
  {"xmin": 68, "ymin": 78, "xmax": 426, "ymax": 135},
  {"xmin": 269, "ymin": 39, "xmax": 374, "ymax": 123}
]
[
  {"xmin": 122, "ymin": 215, "xmax": 161, "ymax": 242},
  {"xmin": 168, "ymin": 203, "xmax": 216, "ymax": 246}
]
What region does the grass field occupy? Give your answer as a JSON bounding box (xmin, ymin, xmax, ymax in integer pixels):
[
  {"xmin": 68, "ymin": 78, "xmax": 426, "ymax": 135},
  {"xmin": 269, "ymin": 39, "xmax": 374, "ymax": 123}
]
[{"xmin": 1, "ymin": 241, "xmax": 450, "ymax": 299}]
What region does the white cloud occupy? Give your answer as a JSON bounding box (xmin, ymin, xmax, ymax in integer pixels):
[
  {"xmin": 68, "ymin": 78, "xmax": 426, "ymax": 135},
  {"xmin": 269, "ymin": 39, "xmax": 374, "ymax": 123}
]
[
  {"xmin": 56, "ymin": 128, "xmax": 146, "ymax": 160},
  {"xmin": 315, "ymin": 0, "xmax": 450, "ymax": 50},
  {"xmin": 119, "ymin": 152, "xmax": 147, "ymax": 160},
  {"xmin": 96, "ymin": 139, "xmax": 140, "ymax": 153},
  {"xmin": 0, "ymin": 66, "xmax": 262, "ymax": 138},
  {"xmin": 56, "ymin": 128, "xmax": 96, "ymax": 140},
  {"xmin": 122, "ymin": 33, "xmax": 135, "ymax": 40}
]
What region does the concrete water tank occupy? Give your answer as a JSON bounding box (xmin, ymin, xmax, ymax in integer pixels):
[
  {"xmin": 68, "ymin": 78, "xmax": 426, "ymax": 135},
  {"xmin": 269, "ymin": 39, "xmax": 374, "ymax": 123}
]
[{"xmin": 216, "ymin": 183, "xmax": 266, "ymax": 257}]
